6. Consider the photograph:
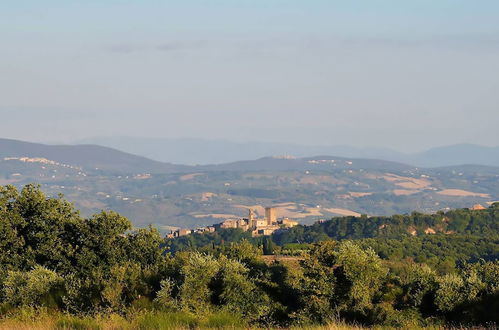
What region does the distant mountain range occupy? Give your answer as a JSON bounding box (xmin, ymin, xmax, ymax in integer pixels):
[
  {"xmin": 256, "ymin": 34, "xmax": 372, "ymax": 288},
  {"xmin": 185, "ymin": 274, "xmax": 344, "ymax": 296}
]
[
  {"xmin": 403, "ymin": 144, "xmax": 499, "ymax": 168},
  {"xmin": 77, "ymin": 137, "xmax": 499, "ymax": 168},
  {"xmin": 2, "ymin": 138, "xmax": 499, "ymax": 175},
  {"xmin": 0, "ymin": 138, "xmax": 415, "ymax": 174}
]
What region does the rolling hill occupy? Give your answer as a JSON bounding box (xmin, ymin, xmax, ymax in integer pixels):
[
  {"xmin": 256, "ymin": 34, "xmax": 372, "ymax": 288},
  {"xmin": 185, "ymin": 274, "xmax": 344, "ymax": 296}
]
[
  {"xmin": 0, "ymin": 138, "xmax": 187, "ymax": 174},
  {"xmin": 202, "ymin": 155, "xmax": 413, "ymax": 172}
]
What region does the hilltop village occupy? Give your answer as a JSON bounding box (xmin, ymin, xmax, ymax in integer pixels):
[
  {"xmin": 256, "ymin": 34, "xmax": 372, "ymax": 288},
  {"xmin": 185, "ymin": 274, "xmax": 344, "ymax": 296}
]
[
  {"xmin": 167, "ymin": 203, "xmax": 490, "ymax": 239},
  {"xmin": 167, "ymin": 207, "xmax": 299, "ymax": 238}
]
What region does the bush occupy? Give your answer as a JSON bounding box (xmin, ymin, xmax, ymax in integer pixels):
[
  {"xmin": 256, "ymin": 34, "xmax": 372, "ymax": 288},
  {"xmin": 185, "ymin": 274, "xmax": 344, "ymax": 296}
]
[
  {"xmin": 435, "ymin": 274, "xmax": 465, "ymax": 312},
  {"xmin": 401, "ymin": 263, "xmax": 438, "ymax": 311},
  {"xmin": 154, "ymin": 278, "xmax": 177, "ymax": 310},
  {"xmin": 370, "ymin": 303, "xmax": 423, "ymax": 328},
  {"xmin": 214, "ymin": 257, "xmax": 271, "ymax": 322},
  {"xmin": 2, "ymin": 266, "xmax": 63, "ymax": 308}
]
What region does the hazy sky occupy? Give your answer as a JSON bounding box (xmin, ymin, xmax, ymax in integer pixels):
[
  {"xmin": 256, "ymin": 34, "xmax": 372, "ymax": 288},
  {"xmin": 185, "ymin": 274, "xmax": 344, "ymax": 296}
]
[{"xmin": 1, "ymin": 0, "xmax": 498, "ymax": 151}]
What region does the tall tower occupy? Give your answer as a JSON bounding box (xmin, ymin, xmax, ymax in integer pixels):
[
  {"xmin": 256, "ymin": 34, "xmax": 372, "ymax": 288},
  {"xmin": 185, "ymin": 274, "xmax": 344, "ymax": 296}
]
[
  {"xmin": 265, "ymin": 207, "xmax": 276, "ymax": 225},
  {"xmin": 248, "ymin": 209, "xmax": 254, "ymax": 228}
]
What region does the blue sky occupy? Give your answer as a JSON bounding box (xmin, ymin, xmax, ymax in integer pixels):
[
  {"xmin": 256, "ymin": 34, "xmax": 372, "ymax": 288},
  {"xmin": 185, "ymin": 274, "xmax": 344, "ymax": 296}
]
[{"xmin": 1, "ymin": 1, "xmax": 498, "ymax": 150}]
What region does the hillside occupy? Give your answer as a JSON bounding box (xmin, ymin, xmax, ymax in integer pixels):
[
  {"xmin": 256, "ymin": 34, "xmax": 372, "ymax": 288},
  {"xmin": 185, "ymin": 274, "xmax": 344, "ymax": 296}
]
[
  {"xmin": 202, "ymin": 155, "xmax": 412, "ymax": 172},
  {"xmin": 0, "ymin": 138, "xmax": 187, "ymax": 174}
]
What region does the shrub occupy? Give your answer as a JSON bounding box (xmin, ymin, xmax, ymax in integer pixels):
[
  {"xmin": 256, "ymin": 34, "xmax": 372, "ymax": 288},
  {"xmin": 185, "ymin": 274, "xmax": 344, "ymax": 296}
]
[
  {"xmin": 2, "ymin": 266, "xmax": 63, "ymax": 308},
  {"xmin": 435, "ymin": 274, "xmax": 465, "ymax": 312},
  {"xmin": 154, "ymin": 278, "xmax": 177, "ymax": 310},
  {"xmin": 401, "ymin": 263, "xmax": 438, "ymax": 310},
  {"xmin": 177, "ymin": 253, "xmax": 220, "ymax": 314},
  {"xmin": 214, "ymin": 257, "xmax": 271, "ymax": 322}
]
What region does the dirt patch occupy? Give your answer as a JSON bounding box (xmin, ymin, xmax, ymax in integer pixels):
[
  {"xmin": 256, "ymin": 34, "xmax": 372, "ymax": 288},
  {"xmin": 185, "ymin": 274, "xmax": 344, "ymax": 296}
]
[
  {"xmin": 349, "ymin": 192, "xmax": 372, "ymax": 198},
  {"xmin": 393, "ymin": 189, "xmax": 419, "ymax": 196},
  {"xmin": 200, "ymin": 192, "xmax": 217, "ymax": 201},
  {"xmin": 437, "ymin": 189, "xmax": 490, "ymax": 198},
  {"xmin": 337, "ymin": 194, "xmax": 352, "ymax": 199},
  {"xmin": 275, "ymin": 204, "xmax": 322, "ymax": 218},
  {"xmin": 366, "ymin": 173, "xmax": 432, "ymax": 193},
  {"xmin": 395, "ymin": 181, "xmax": 425, "ymax": 189},
  {"xmin": 179, "ymin": 173, "xmax": 204, "ymax": 181},
  {"xmin": 424, "ymin": 228, "xmax": 436, "ymax": 234},
  {"xmin": 384, "ymin": 173, "xmax": 431, "ymax": 189}
]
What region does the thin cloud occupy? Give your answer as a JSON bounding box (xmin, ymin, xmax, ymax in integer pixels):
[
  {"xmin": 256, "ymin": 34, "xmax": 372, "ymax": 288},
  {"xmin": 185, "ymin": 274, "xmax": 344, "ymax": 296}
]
[
  {"xmin": 106, "ymin": 41, "xmax": 204, "ymax": 54},
  {"xmin": 155, "ymin": 42, "xmax": 197, "ymax": 52},
  {"xmin": 107, "ymin": 44, "xmax": 147, "ymax": 54}
]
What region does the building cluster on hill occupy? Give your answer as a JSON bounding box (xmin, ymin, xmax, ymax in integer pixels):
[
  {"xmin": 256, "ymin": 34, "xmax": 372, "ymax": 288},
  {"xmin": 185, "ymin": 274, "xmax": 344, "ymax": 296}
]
[{"xmin": 167, "ymin": 207, "xmax": 299, "ymax": 238}]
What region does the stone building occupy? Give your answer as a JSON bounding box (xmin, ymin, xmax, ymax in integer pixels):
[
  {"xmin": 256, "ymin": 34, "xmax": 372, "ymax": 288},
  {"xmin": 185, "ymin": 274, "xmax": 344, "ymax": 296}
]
[
  {"xmin": 168, "ymin": 206, "xmax": 299, "ymax": 239},
  {"xmin": 280, "ymin": 217, "xmax": 299, "ymax": 228},
  {"xmin": 173, "ymin": 228, "xmax": 192, "ymax": 237}
]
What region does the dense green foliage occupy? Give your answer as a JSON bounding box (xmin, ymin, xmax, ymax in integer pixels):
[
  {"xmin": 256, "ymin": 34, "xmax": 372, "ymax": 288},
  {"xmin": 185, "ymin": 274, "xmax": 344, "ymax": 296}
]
[
  {"xmin": 0, "ymin": 184, "xmax": 166, "ymax": 314},
  {"xmin": 167, "ymin": 206, "xmax": 499, "ymax": 272},
  {"xmin": 358, "ymin": 235, "xmax": 499, "ymax": 274},
  {"xmin": 1, "ymin": 184, "xmax": 498, "ymax": 328},
  {"xmin": 273, "ymin": 206, "xmax": 499, "ymax": 244},
  {"xmin": 165, "ymin": 228, "xmax": 254, "ymax": 253}
]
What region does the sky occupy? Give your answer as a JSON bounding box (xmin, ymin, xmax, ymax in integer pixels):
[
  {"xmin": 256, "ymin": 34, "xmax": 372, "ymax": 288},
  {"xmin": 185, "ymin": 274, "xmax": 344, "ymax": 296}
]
[{"xmin": 1, "ymin": 0, "xmax": 498, "ymax": 152}]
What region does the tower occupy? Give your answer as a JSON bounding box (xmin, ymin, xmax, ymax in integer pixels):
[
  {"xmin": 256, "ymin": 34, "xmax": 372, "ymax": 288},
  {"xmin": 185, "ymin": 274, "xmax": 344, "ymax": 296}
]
[
  {"xmin": 248, "ymin": 208, "xmax": 255, "ymax": 228},
  {"xmin": 265, "ymin": 207, "xmax": 276, "ymax": 225}
]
